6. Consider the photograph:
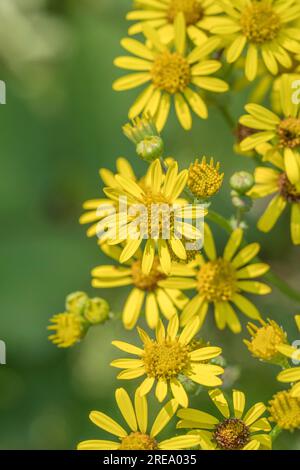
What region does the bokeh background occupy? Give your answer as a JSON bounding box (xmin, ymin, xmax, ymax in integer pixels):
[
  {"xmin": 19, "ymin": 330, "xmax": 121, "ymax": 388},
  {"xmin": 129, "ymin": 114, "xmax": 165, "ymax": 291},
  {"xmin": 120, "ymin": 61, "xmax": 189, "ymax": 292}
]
[{"xmin": 0, "ymin": 0, "xmax": 299, "ymax": 450}]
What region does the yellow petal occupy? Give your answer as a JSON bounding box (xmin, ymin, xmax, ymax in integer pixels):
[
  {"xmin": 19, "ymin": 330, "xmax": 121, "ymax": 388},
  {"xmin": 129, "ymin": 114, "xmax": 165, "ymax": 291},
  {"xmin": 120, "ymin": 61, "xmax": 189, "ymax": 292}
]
[
  {"xmin": 174, "ymin": 93, "xmax": 192, "ymax": 130},
  {"xmin": 223, "ymin": 228, "xmax": 243, "ymax": 261},
  {"xmin": 158, "ymin": 435, "xmax": 200, "ymax": 450},
  {"xmin": 233, "ymin": 390, "xmax": 245, "ymax": 419},
  {"xmin": 151, "ymin": 399, "xmax": 178, "ymax": 437},
  {"xmin": 115, "ymin": 388, "xmax": 137, "ymax": 431},
  {"xmin": 77, "ymin": 440, "xmax": 119, "ymax": 450},
  {"xmin": 111, "ymin": 340, "xmax": 143, "ymax": 356},
  {"xmin": 170, "ymin": 378, "xmax": 188, "ymax": 407},
  {"xmin": 208, "ymin": 389, "xmax": 230, "ymax": 418},
  {"xmin": 89, "ymin": 411, "xmax": 127, "ymax": 437},
  {"xmin": 244, "ymin": 403, "xmax": 266, "ymax": 426},
  {"xmin": 134, "ymin": 388, "xmax": 148, "ymax": 433},
  {"xmin": 146, "ymin": 292, "xmax": 159, "ymax": 329}
]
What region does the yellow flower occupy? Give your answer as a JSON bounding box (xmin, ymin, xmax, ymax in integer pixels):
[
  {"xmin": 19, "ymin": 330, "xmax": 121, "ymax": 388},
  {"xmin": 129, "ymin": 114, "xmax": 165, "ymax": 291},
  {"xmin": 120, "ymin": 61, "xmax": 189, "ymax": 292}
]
[
  {"xmin": 126, "ymin": 0, "xmax": 223, "ymax": 46},
  {"xmin": 79, "ymin": 157, "xmax": 138, "ymax": 238},
  {"xmin": 111, "ymin": 314, "xmax": 224, "ymax": 407},
  {"xmin": 268, "ymin": 390, "xmax": 300, "ymax": 431},
  {"xmin": 177, "ymin": 388, "xmax": 272, "ymax": 450},
  {"xmin": 95, "ymin": 158, "xmax": 205, "ymax": 275},
  {"xmin": 77, "ymin": 387, "xmax": 201, "ymax": 450},
  {"xmin": 209, "ymin": 0, "xmax": 300, "ymax": 81},
  {"xmin": 158, "ymin": 224, "xmax": 271, "ymax": 333},
  {"xmin": 47, "ymin": 313, "xmax": 85, "ymax": 348},
  {"xmin": 247, "ymin": 149, "xmax": 300, "ymax": 245},
  {"xmin": 92, "ymin": 243, "xmax": 189, "ymax": 330},
  {"xmin": 244, "ymin": 319, "xmax": 290, "ymax": 366},
  {"xmin": 113, "ymin": 14, "xmax": 228, "ymax": 130},
  {"xmin": 188, "ymin": 157, "xmax": 224, "ymax": 199}
]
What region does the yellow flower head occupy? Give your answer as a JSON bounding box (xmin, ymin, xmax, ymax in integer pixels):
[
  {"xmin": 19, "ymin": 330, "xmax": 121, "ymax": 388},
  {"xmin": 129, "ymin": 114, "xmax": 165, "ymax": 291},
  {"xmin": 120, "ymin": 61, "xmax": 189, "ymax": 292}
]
[
  {"xmin": 47, "ymin": 313, "xmax": 85, "ymax": 348},
  {"xmin": 111, "ymin": 314, "xmax": 224, "ymax": 407},
  {"xmin": 188, "ymin": 157, "xmax": 224, "ymax": 199},
  {"xmin": 238, "ymin": 76, "xmax": 300, "ymax": 244},
  {"xmin": 244, "ymin": 319, "xmax": 290, "ymax": 365},
  {"xmin": 113, "ymin": 14, "xmax": 228, "ymax": 130},
  {"xmin": 77, "ymin": 387, "xmax": 201, "ymax": 450},
  {"xmin": 159, "ymin": 224, "xmax": 271, "ymax": 333},
  {"xmin": 268, "ymin": 390, "xmax": 300, "ymax": 431},
  {"xmin": 126, "ymin": 0, "xmax": 223, "ymax": 46},
  {"xmin": 79, "ymin": 157, "xmax": 138, "ymax": 238},
  {"xmin": 96, "ymin": 158, "xmax": 205, "ymax": 276},
  {"xmin": 92, "ymin": 242, "xmax": 189, "ymax": 330},
  {"xmin": 177, "ymin": 388, "xmax": 272, "ymax": 450},
  {"xmin": 210, "ymin": 0, "xmax": 300, "ymax": 81}
]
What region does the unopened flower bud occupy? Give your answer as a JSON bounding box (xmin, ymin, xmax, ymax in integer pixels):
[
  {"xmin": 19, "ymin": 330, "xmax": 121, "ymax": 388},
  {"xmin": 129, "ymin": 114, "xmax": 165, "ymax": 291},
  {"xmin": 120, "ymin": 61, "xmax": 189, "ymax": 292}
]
[
  {"xmin": 83, "ymin": 297, "xmax": 110, "ymax": 325},
  {"xmin": 123, "ymin": 114, "xmax": 164, "ymax": 161},
  {"xmin": 66, "ymin": 291, "xmax": 88, "ymax": 315},
  {"xmin": 230, "ymin": 171, "xmax": 254, "ymax": 194}
]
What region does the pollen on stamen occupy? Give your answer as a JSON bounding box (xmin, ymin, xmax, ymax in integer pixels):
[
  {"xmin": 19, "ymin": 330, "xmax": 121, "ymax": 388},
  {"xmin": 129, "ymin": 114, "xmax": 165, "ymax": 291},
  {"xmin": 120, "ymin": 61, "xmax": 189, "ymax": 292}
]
[
  {"xmin": 151, "ymin": 51, "xmax": 191, "ymax": 94},
  {"xmin": 167, "ymin": 0, "xmax": 204, "ymax": 26},
  {"xmin": 240, "ymin": 2, "xmax": 281, "ymax": 44}
]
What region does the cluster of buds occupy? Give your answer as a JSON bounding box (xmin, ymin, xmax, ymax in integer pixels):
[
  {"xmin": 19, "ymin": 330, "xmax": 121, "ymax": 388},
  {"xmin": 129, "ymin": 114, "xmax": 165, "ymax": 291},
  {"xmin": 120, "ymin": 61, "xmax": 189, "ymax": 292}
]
[
  {"xmin": 48, "ymin": 291, "xmax": 110, "ymax": 348},
  {"xmin": 123, "ymin": 114, "xmax": 164, "ymax": 162}
]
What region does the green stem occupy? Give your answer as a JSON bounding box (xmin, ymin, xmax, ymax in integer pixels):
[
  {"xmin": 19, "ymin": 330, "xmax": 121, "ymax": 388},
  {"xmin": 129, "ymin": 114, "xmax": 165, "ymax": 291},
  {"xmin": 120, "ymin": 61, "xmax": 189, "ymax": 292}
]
[
  {"xmin": 265, "ymin": 271, "xmax": 300, "ymax": 304},
  {"xmin": 270, "ymin": 425, "xmax": 282, "ymax": 442},
  {"xmin": 206, "ymin": 210, "xmax": 232, "ymax": 234},
  {"xmin": 207, "ymin": 210, "xmax": 300, "ymax": 304},
  {"xmin": 214, "ymin": 101, "xmax": 235, "ymax": 130}
]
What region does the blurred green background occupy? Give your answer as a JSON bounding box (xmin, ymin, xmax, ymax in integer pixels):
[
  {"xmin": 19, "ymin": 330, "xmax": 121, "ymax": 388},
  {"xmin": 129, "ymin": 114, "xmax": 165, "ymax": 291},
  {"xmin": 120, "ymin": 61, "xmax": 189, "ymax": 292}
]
[{"xmin": 0, "ymin": 0, "xmax": 299, "ymax": 450}]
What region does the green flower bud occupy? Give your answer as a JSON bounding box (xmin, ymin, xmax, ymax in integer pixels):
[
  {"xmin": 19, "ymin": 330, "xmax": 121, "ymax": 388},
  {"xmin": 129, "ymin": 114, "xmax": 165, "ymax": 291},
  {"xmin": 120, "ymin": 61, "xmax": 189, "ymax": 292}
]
[
  {"xmin": 230, "ymin": 171, "xmax": 254, "ymax": 194},
  {"xmin": 136, "ymin": 136, "xmax": 164, "ymax": 162},
  {"xmin": 66, "ymin": 291, "xmax": 88, "ymax": 315},
  {"xmin": 123, "ymin": 114, "xmax": 164, "ymax": 161},
  {"xmin": 83, "ymin": 297, "xmax": 110, "ymax": 325}
]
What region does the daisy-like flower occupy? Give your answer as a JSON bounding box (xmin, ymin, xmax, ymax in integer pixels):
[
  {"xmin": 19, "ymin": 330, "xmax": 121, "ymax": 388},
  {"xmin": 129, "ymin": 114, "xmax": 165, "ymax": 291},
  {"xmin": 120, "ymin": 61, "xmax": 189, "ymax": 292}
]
[
  {"xmin": 111, "ymin": 314, "xmax": 224, "ymax": 407},
  {"xmin": 247, "ymin": 147, "xmax": 300, "ymax": 245},
  {"xmin": 126, "ymin": 0, "xmax": 223, "ymax": 46},
  {"xmin": 268, "ymin": 389, "xmax": 300, "ymax": 431},
  {"xmin": 177, "ymin": 388, "xmax": 272, "ymax": 450},
  {"xmin": 77, "ymin": 387, "xmax": 201, "ymax": 450},
  {"xmin": 209, "ymin": 0, "xmax": 300, "ymax": 81},
  {"xmin": 79, "ymin": 157, "xmax": 138, "ymax": 239},
  {"xmin": 244, "ymin": 319, "xmax": 291, "ymax": 366},
  {"xmin": 92, "ymin": 242, "xmax": 189, "ymax": 330},
  {"xmin": 158, "ymin": 224, "xmax": 271, "ymax": 333},
  {"xmin": 239, "ymin": 75, "xmax": 300, "ymax": 176},
  {"xmin": 96, "ymin": 158, "xmax": 205, "ymax": 275},
  {"xmin": 113, "ymin": 13, "xmax": 228, "ymax": 130}
]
